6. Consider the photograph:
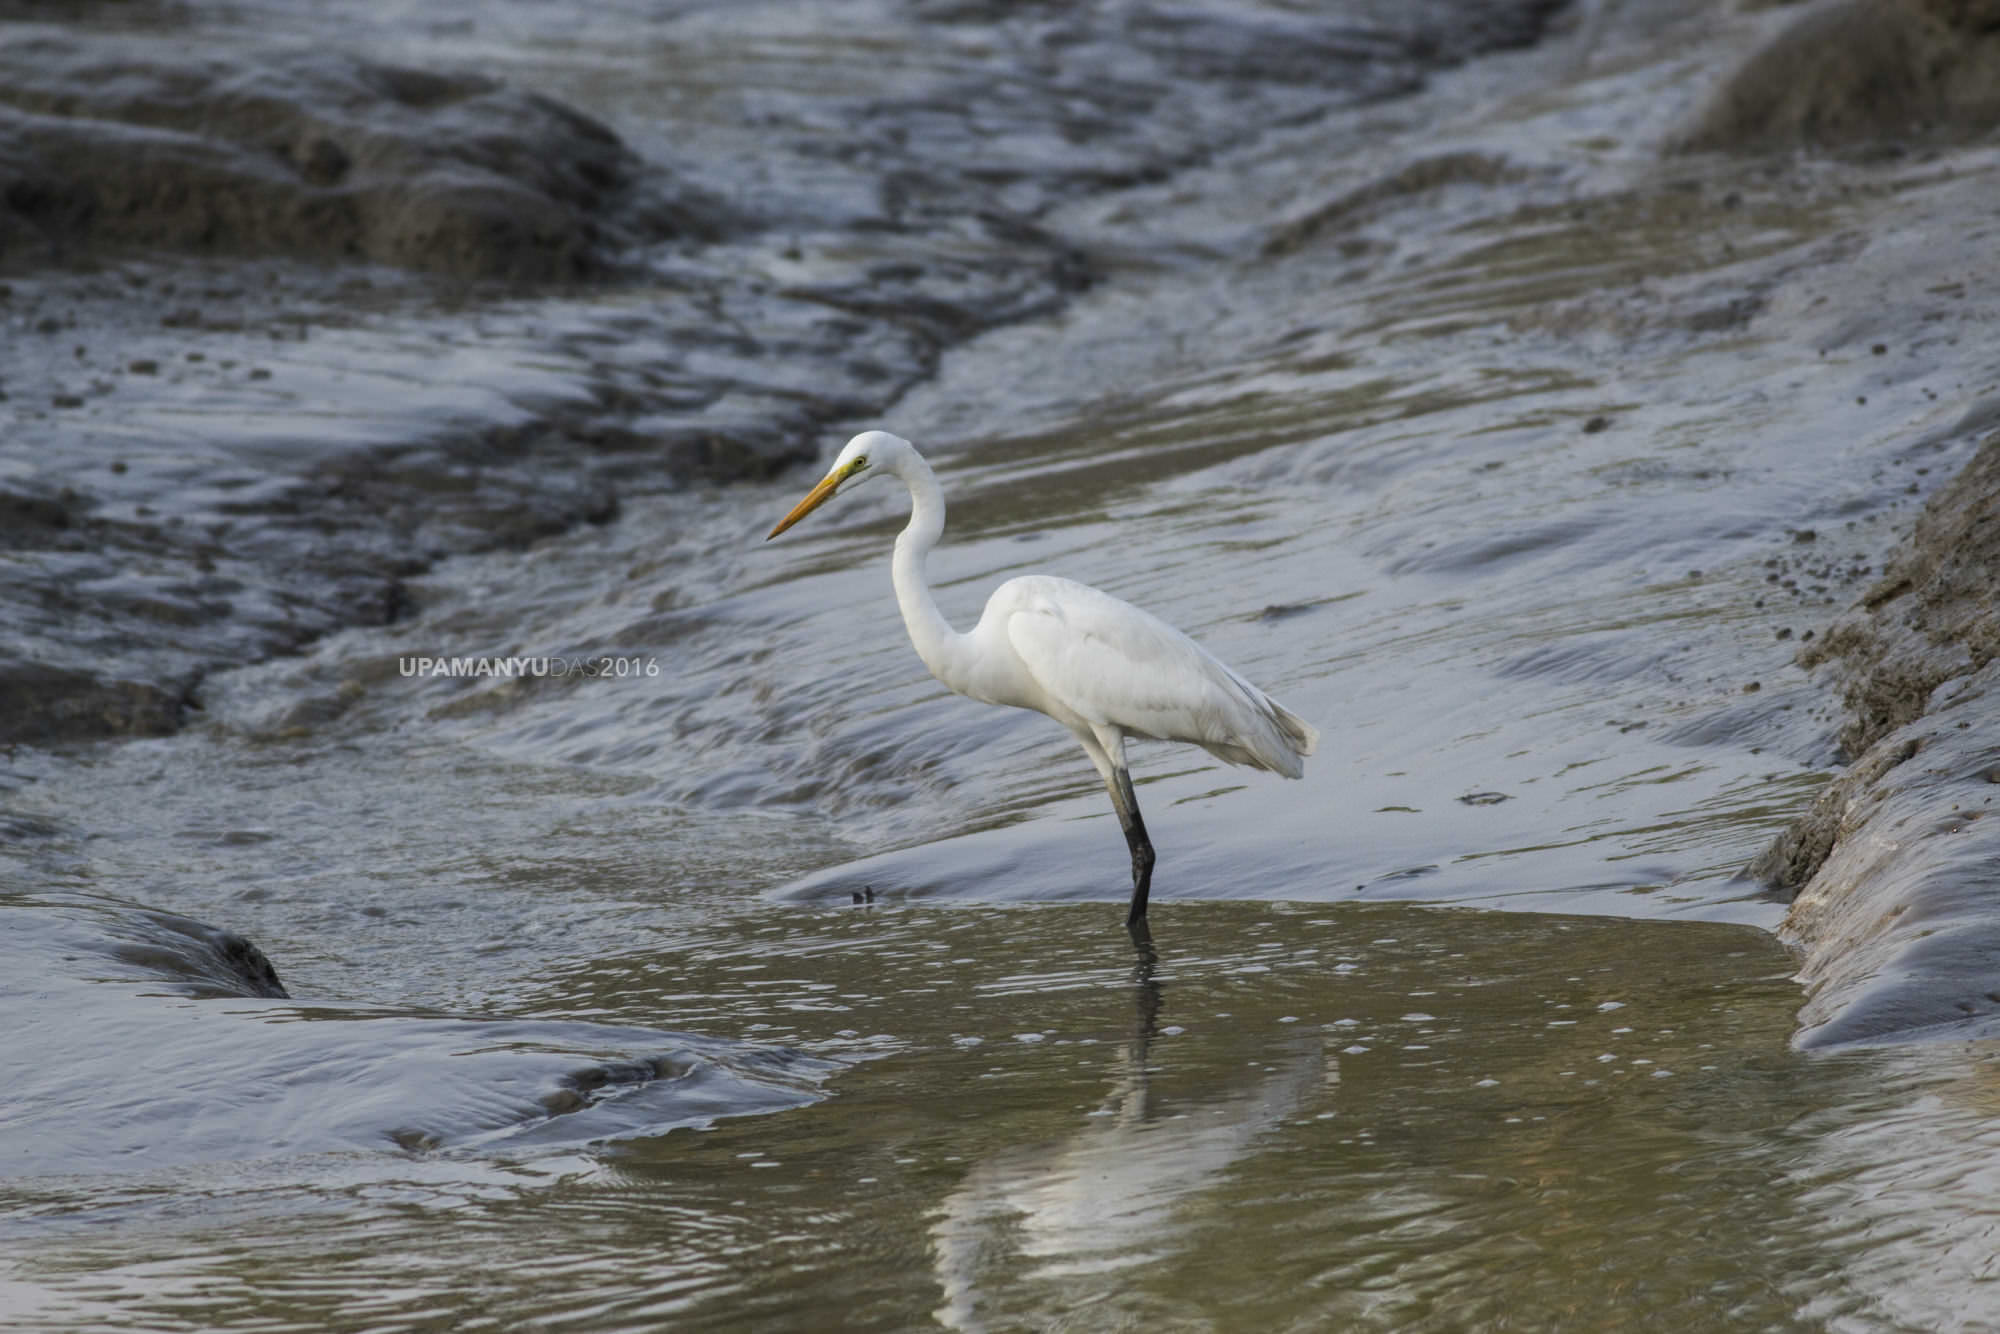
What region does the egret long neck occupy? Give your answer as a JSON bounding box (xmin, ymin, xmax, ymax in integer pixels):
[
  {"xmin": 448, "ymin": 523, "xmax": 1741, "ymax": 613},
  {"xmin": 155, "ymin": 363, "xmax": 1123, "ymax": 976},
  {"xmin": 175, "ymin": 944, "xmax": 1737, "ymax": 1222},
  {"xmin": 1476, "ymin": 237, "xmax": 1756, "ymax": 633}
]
[{"xmin": 890, "ymin": 454, "xmax": 969, "ymax": 686}]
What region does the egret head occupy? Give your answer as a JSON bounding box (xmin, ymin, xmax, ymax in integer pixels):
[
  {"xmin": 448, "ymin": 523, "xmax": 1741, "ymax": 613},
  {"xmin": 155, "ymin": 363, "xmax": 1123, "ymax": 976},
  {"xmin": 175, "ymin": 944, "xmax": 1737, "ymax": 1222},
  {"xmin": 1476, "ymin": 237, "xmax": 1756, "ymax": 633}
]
[{"xmin": 766, "ymin": 431, "xmax": 910, "ymax": 539}]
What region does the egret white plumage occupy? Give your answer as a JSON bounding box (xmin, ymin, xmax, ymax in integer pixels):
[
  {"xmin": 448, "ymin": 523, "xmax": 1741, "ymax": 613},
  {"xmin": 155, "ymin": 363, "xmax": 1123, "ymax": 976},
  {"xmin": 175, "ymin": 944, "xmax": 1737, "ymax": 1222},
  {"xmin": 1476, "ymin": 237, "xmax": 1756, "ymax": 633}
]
[{"xmin": 767, "ymin": 431, "xmax": 1317, "ymax": 927}]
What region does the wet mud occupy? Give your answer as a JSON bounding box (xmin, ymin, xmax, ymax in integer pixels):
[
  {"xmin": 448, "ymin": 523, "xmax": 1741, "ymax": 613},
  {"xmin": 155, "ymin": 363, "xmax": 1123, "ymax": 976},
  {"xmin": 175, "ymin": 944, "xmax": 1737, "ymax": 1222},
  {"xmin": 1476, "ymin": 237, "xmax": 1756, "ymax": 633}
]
[
  {"xmin": 1696, "ymin": 0, "xmax": 2000, "ymax": 1049},
  {"xmin": 0, "ymin": 1, "xmax": 1561, "ymax": 745},
  {"xmin": 1676, "ymin": 0, "xmax": 2000, "ymax": 153},
  {"xmin": 0, "ymin": 32, "xmax": 715, "ymax": 280},
  {"xmin": 1753, "ymin": 431, "xmax": 2000, "ymax": 1045}
]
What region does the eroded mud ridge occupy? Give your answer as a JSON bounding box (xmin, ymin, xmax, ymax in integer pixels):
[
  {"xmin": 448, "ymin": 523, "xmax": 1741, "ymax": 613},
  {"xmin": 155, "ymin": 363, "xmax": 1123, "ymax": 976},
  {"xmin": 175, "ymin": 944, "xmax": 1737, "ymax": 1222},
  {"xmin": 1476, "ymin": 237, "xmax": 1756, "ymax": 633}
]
[{"xmin": 1754, "ymin": 431, "xmax": 2000, "ymax": 1046}]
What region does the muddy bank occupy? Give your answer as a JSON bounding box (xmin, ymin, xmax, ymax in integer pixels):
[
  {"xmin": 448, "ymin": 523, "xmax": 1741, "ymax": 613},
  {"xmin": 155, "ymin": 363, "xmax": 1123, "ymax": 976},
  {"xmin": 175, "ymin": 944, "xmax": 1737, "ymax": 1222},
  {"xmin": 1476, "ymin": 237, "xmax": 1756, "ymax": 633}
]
[
  {"xmin": 1691, "ymin": 0, "xmax": 2000, "ymax": 1048},
  {"xmin": 1752, "ymin": 432, "xmax": 2000, "ymax": 1046}
]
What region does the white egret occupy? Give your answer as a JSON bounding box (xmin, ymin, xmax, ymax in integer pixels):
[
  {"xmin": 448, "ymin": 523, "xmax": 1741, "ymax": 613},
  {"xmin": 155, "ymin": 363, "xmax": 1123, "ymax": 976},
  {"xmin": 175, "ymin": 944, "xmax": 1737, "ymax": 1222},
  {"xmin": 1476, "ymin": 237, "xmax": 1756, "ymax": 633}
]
[{"xmin": 767, "ymin": 431, "xmax": 1317, "ymax": 926}]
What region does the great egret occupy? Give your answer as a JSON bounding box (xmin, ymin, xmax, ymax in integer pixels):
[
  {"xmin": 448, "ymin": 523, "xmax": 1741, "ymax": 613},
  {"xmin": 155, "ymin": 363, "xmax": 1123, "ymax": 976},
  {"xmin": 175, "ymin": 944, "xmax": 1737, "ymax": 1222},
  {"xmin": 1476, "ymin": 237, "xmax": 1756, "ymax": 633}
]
[{"xmin": 767, "ymin": 431, "xmax": 1317, "ymax": 926}]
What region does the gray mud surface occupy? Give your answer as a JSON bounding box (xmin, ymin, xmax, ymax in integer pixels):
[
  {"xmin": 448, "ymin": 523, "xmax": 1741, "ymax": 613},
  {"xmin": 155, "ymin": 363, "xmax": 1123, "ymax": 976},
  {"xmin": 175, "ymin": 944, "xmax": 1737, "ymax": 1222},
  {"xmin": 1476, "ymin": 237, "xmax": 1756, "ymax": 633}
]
[
  {"xmin": 0, "ymin": 2, "xmax": 1559, "ymax": 745},
  {"xmin": 1715, "ymin": 0, "xmax": 2000, "ymax": 1050}
]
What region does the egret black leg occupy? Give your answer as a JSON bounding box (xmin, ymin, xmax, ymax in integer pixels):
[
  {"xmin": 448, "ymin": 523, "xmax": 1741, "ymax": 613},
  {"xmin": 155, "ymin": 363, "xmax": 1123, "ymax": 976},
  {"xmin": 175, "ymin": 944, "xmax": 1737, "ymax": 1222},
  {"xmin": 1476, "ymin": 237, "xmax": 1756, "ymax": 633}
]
[{"xmin": 1108, "ymin": 766, "xmax": 1155, "ymax": 926}]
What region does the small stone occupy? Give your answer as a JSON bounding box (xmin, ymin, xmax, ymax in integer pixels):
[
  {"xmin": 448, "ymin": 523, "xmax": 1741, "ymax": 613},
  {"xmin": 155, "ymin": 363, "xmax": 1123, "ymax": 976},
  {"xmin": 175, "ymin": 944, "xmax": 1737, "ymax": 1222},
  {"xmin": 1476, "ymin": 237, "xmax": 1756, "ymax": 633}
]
[{"xmin": 128, "ymin": 359, "xmax": 159, "ymax": 375}]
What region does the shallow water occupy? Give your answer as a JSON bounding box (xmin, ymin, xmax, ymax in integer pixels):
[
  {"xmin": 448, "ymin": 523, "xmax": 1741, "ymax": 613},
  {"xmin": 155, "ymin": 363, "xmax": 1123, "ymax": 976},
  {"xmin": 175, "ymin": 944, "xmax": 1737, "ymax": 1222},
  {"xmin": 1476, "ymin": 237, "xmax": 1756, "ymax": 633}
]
[
  {"xmin": 8, "ymin": 0, "xmax": 2000, "ymax": 1329},
  {"xmin": 0, "ymin": 899, "xmax": 1955, "ymax": 1332}
]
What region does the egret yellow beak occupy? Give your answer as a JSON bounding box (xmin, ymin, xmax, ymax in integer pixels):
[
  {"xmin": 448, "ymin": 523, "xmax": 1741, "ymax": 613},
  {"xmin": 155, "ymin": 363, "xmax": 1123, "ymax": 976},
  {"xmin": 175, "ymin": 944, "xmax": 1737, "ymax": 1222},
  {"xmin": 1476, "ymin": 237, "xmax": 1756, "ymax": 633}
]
[{"xmin": 766, "ymin": 463, "xmax": 854, "ymax": 539}]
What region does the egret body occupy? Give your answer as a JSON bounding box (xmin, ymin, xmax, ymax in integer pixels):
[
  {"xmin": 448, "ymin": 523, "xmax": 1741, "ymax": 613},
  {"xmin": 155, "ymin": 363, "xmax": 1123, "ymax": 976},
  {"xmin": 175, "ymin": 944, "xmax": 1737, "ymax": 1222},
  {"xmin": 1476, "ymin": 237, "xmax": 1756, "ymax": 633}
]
[{"xmin": 767, "ymin": 431, "xmax": 1316, "ymax": 926}]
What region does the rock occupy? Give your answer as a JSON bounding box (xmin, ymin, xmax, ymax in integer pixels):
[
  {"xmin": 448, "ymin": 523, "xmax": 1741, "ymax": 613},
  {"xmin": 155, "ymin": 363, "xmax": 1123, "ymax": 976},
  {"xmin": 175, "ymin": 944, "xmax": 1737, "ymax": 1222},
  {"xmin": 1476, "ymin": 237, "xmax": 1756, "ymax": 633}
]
[
  {"xmin": 1676, "ymin": 0, "xmax": 2000, "ymax": 152},
  {"xmin": 0, "ymin": 34, "xmax": 729, "ymax": 279}
]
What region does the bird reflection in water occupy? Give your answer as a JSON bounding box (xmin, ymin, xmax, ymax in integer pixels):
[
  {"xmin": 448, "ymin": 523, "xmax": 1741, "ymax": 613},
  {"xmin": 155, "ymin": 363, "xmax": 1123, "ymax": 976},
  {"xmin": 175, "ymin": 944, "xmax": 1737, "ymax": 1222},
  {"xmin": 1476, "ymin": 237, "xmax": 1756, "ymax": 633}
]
[{"xmin": 927, "ymin": 928, "xmax": 1325, "ymax": 1330}]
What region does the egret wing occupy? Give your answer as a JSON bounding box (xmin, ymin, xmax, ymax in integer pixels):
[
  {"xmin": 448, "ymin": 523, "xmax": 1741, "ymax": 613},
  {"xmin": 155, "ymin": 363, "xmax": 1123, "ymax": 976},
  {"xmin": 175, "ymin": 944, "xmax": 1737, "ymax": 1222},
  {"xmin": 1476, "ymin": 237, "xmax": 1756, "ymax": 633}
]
[{"xmin": 1001, "ymin": 577, "xmax": 1312, "ymax": 774}]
